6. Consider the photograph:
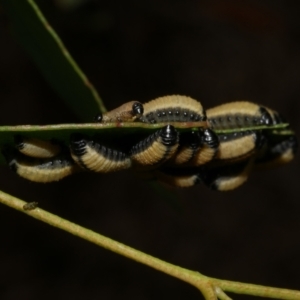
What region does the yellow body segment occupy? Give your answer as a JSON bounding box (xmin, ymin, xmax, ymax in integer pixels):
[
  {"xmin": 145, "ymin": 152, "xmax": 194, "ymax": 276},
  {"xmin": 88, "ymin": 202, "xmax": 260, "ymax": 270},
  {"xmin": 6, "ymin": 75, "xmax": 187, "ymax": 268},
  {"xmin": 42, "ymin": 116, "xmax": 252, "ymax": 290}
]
[
  {"xmin": 16, "ymin": 137, "xmax": 61, "ymax": 158},
  {"xmin": 155, "ymin": 171, "xmax": 199, "ymax": 188},
  {"xmin": 216, "ymin": 134, "xmax": 256, "ymax": 161},
  {"xmin": 131, "ymin": 137, "xmax": 179, "ymax": 167},
  {"xmin": 13, "ymin": 158, "xmax": 78, "ymax": 183},
  {"xmin": 71, "ymin": 144, "xmax": 131, "ymax": 173}
]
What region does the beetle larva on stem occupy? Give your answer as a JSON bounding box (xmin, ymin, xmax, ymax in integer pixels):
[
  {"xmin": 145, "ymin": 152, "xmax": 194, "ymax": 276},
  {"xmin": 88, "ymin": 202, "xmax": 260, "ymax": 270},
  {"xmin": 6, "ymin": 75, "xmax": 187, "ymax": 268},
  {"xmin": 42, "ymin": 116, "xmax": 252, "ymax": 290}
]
[
  {"xmin": 70, "ymin": 134, "xmax": 132, "ymax": 173},
  {"xmin": 14, "ymin": 135, "xmax": 61, "ymax": 158},
  {"xmin": 130, "ymin": 125, "xmax": 179, "ymax": 168},
  {"xmin": 136, "ymin": 95, "xmax": 207, "ymax": 124},
  {"xmin": 199, "ymin": 160, "xmax": 254, "ymax": 191},
  {"xmin": 154, "ymin": 170, "xmax": 201, "ymax": 188},
  {"xmin": 214, "ymin": 130, "xmax": 263, "ymax": 163},
  {"xmin": 95, "ymin": 101, "xmax": 144, "ymax": 123},
  {"xmin": 3, "ymin": 150, "xmax": 79, "ymax": 183},
  {"xmin": 207, "ymin": 101, "xmax": 273, "ymax": 130},
  {"xmin": 255, "ymin": 133, "xmax": 298, "ymax": 167},
  {"xmin": 169, "ymin": 129, "xmax": 219, "ymax": 166}
]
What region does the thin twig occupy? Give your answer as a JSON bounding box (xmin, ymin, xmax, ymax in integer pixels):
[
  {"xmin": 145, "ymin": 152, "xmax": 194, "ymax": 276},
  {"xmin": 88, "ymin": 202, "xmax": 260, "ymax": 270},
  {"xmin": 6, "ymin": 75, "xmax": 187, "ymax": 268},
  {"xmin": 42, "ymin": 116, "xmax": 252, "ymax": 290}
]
[{"xmin": 1, "ymin": 189, "xmax": 300, "ymax": 300}]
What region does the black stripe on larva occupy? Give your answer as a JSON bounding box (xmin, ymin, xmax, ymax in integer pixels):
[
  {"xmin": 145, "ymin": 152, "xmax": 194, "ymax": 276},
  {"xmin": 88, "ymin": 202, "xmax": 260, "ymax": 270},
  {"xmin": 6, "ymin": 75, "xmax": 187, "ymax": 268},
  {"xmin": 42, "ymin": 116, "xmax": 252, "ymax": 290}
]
[
  {"xmin": 70, "ymin": 134, "xmax": 131, "ymax": 172},
  {"xmin": 208, "ymin": 109, "xmax": 273, "ymax": 130},
  {"xmin": 130, "ymin": 125, "xmax": 179, "ymax": 167},
  {"xmin": 130, "ymin": 125, "xmax": 178, "ymax": 155},
  {"xmin": 139, "ymin": 107, "xmax": 206, "ymax": 124},
  {"xmin": 70, "ymin": 134, "xmax": 88, "ymax": 156}
]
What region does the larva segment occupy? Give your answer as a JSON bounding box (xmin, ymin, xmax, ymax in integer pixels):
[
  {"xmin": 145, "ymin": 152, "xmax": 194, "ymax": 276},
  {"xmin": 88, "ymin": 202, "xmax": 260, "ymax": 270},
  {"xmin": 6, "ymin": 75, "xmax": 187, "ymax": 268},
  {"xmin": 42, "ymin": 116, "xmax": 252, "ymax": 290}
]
[
  {"xmin": 170, "ymin": 131, "xmax": 202, "ymax": 165},
  {"xmin": 4, "ymin": 151, "xmax": 78, "ymax": 183},
  {"xmin": 191, "ymin": 129, "xmax": 219, "ymax": 166},
  {"xmin": 154, "ymin": 170, "xmax": 200, "ymax": 188},
  {"xmin": 70, "ymin": 134, "xmax": 131, "ymax": 173},
  {"xmin": 215, "ymin": 130, "xmax": 261, "ymax": 162},
  {"xmin": 137, "ymin": 95, "xmax": 207, "ymax": 124},
  {"xmin": 207, "ymin": 101, "xmax": 273, "ymax": 130},
  {"xmin": 96, "ymin": 101, "xmax": 144, "ymax": 123},
  {"xmin": 200, "ymin": 160, "xmax": 253, "ymax": 191},
  {"xmin": 130, "ymin": 125, "xmax": 179, "ymax": 167},
  {"xmin": 256, "ymin": 134, "xmax": 298, "ymax": 168},
  {"xmin": 170, "ymin": 129, "xmax": 219, "ymax": 166},
  {"xmin": 14, "ymin": 135, "xmax": 61, "ymax": 158}
]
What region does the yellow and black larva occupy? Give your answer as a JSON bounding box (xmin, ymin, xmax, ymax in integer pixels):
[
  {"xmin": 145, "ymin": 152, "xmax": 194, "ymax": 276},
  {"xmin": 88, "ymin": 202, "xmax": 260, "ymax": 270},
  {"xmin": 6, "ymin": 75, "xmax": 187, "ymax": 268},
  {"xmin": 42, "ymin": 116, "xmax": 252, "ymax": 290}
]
[
  {"xmin": 153, "ymin": 170, "xmax": 200, "ymax": 188},
  {"xmin": 2, "ymin": 97, "xmax": 297, "ymax": 190},
  {"xmin": 14, "ymin": 135, "xmax": 61, "ymax": 158},
  {"xmin": 214, "ymin": 130, "xmax": 263, "ymax": 163},
  {"xmin": 199, "ymin": 160, "xmax": 254, "ymax": 191},
  {"xmin": 95, "ymin": 101, "xmax": 144, "ymax": 123},
  {"xmin": 130, "ymin": 125, "xmax": 179, "ymax": 168},
  {"xmin": 255, "ymin": 134, "xmax": 298, "ymax": 167},
  {"xmin": 70, "ymin": 134, "xmax": 131, "ymax": 173},
  {"xmin": 169, "ymin": 128, "xmax": 219, "ymax": 166},
  {"xmin": 136, "ymin": 95, "xmax": 207, "ymax": 124},
  {"xmin": 207, "ymin": 101, "xmax": 273, "ymax": 130},
  {"xmin": 3, "ymin": 150, "xmax": 79, "ymax": 183}
]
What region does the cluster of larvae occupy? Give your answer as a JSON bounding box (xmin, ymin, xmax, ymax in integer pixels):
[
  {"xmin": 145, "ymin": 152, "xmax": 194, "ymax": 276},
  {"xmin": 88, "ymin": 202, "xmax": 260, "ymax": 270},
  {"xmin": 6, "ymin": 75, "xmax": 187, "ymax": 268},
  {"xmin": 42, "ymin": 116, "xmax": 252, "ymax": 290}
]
[{"xmin": 2, "ymin": 95, "xmax": 297, "ymax": 191}]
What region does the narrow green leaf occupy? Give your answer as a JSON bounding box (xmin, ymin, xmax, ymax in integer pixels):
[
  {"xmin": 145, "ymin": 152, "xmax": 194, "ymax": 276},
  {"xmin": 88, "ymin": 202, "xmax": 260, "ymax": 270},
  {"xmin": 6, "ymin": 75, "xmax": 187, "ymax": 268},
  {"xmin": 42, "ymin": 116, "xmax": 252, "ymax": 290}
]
[{"xmin": 1, "ymin": 0, "xmax": 106, "ymax": 120}]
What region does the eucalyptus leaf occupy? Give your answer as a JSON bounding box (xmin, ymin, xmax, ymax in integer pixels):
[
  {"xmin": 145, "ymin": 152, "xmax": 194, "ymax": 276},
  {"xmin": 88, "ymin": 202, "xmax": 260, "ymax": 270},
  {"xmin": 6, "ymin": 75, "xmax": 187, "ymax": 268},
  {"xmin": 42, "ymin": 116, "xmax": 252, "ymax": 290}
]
[{"xmin": 0, "ymin": 0, "xmax": 106, "ymax": 120}]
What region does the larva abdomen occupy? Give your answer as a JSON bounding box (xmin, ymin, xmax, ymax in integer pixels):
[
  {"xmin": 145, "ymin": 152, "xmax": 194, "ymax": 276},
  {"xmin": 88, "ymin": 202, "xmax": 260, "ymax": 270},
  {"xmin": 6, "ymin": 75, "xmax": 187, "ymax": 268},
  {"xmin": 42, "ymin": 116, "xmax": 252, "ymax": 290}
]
[
  {"xmin": 137, "ymin": 95, "xmax": 207, "ymax": 124},
  {"xmin": 70, "ymin": 135, "xmax": 131, "ymax": 173},
  {"xmin": 15, "ymin": 135, "xmax": 61, "ymax": 158},
  {"xmin": 207, "ymin": 101, "xmax": 273, "ymax": 130},
  {"xmin": 130, "ymin": 125, "xmax": 179, "ymax": 168},
  {"xmin": 4, "ymin": 152, "xmax": 78, "ymax": 183}
]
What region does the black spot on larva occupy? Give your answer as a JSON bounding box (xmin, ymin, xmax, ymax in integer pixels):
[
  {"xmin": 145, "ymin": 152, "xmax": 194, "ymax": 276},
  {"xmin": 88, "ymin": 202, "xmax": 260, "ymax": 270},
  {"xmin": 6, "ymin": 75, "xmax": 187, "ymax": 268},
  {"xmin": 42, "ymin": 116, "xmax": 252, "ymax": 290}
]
[
  {"xmin": 94, "ymin": 113, "xmax": 103, "ymax": 122},
  {"xmin": 132, "ymin": 102, "xmax": 144, "ymax": 117},
  {"xmin": 259, "ymin": 107, "xmax": 273, "ymax": 125}
]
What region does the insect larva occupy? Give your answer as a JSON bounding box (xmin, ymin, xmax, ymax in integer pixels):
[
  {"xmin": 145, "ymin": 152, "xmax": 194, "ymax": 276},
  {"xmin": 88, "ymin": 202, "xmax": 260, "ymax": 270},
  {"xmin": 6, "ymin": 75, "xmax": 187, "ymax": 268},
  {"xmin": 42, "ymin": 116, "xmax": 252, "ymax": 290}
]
[
  {"xmin": 199, "ymin": 160, "xmax": 253, "ymax": 191},
  {"xmin": 191, "ymin": 129, "xmax": 219, "ymax": 166},
  {"xmin": 4, "ymin": 151, "xmax": 79, "ymax": 183},
  {"xmin": 136, "ymin": 95, "xmax": 207, "ymax": 124},
  {"xmin": 170, "ymin": 129, "xmax": 219, "ymax": 166},
  {"xmin": 256, "ymin": 134, "xmax": 298, "ymax": 167},
  {"xmin": 70, "ymin": 134, "xmax": 131, "ymax": 173},
  {"xmin": 130, "ymin": 125, "xmax": 179, "ymax": 168},
  {"xmin": 95, "ymin": 101, "xmax": 144, "ymax": 123},
  {"xmin": 154, "ymin": 170, "xmax": 200, "ymax": 188},
  {"xmin": 169, "ymin": 131, "xmax": 202, "ymax": 164},
  {"xmin": 207, "ymin": 101, "xmax": 273, "ymax": 130},
  {"xmin": 215, "ymin": 130, "xmax": 261, "ymax": 162},
  {"xmin": 23, "ymin": 202, "xmax": 38, "ymax": 211},
  {"xmin": 14, "ymin": 135, "xmax": 61, "ymax": 158}
]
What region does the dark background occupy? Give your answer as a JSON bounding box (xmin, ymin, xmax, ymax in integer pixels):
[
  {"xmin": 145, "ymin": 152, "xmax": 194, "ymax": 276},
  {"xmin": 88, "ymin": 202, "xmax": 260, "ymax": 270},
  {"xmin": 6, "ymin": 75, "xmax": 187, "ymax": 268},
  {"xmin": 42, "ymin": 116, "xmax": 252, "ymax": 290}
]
[{"xmin": 0, "ymin": 1, "xmax": 299, "ymax": 299}]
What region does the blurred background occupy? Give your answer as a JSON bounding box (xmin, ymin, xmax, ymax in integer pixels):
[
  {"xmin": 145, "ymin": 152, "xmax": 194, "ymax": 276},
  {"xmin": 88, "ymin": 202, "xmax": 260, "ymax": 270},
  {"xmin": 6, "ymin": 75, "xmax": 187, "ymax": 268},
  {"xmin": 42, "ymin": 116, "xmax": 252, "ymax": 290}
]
[{"xmin": 0, "ymin": 1, "xmax": 299, "ymax": 299}]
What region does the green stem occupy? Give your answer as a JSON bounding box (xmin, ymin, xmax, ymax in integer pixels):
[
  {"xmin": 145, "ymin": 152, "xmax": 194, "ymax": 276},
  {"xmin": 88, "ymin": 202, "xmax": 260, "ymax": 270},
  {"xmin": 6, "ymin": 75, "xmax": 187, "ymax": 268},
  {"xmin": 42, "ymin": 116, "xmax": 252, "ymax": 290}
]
[{"xmin": 0, "ymin": 189, "xmax": 300, "ymax": 300}]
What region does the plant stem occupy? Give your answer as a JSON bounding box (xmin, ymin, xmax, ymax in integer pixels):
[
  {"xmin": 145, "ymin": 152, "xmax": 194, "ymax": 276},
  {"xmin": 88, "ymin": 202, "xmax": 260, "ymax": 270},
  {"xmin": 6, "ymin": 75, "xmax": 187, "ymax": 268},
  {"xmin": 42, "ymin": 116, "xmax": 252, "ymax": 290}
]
[{"xmin": 0, "ymin": 189, "xmax": 300, "ymax": 300}]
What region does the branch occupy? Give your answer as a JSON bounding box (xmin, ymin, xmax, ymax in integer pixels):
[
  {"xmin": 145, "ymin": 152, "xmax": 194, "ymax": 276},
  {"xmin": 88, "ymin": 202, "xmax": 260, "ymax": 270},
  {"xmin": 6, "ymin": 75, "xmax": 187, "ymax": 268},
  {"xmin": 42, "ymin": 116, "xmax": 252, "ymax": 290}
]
[{"xmin": 0, "ymin": 189, "xmax": 299, "ymax": 300}]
